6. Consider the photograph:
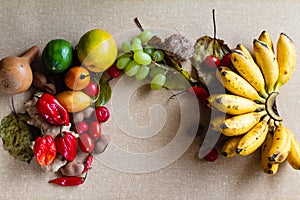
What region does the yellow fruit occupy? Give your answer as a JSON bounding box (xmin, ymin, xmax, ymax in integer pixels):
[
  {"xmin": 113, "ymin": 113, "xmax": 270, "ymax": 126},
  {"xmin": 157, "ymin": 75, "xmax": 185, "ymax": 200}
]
[
  {"xmin": 261, "ymin": 133, "xmax": 279, "ymax": 175},
  {"xmin": 77, "ymin": 29, "xmax": 118, "ymax": 73},
  {"xmin": 221, "ymin": 111, "xmax": 267, "ymax": 137},
  {"xmin": 56, "ymin": 90, "xmax": 91, "ymax": 113},
  {"xmin": 222, "ymin": 136, "xmax": 243, "ymax": 158}
]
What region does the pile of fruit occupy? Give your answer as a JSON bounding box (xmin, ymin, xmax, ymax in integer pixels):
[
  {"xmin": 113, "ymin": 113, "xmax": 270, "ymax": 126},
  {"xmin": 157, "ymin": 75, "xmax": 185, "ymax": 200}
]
[
  {"xmin": 207, "ymin": 31, "xmax": 299, "ymax": 174},
  {"xmin": 0, "ymin": 13, "xmax": 299, "ymax": 187},
  {"xmin": 0, "ymin": 29, "xmax": 118, "ymax": 186}
]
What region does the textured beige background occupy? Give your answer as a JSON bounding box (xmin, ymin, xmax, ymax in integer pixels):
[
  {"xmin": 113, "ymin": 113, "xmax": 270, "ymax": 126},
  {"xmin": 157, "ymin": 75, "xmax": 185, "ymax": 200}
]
[{"xmin": 1, "ymin": 0, "xmax": 300, "ymax": 199}]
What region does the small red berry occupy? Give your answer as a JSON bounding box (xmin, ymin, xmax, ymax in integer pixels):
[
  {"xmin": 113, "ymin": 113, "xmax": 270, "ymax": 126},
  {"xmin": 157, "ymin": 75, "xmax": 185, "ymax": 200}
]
[
  {"xmin": 220, "ymin": 52, "xmax": 232, "ymax": 68},
  {"xmin": 203, "ymin": 55, "xmax": 220, "ymax": 69},
  {"xmin": 188, "ymin": 86, "xmax": 209, "ymax": 103},
  {"xmin": 89, "ymin": 121, "xmax": 102, "ymax": 140},
  {"xmin": 75, "ymin": 121, "xmax": 89, "ymax": 135},
  {"xmin": 79, "ymin": 133, "xmax": 95, "ymax": 153},
  {"xmin": 204, "ymin": 148, "xmax": 218, "ymax": 162},
  {"xmin": 83, "ymin": 81, "xmax": 99, "ymax": 97},
  {"xmin": 108, "ymin": 64, "xmax": 122, "ymax": 78},
  {"xmin": 95, "ymin": 106, "xmax": 110, "ymax": 123}
]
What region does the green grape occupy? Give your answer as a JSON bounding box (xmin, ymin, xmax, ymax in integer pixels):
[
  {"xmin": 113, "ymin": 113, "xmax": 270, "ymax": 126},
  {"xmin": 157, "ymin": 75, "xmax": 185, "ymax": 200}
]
[
  {"xmin": 121, "ymin": 41, "xmax": 132, "ymax": 53},
  {"xmin": 150, "ymin": 73, "xmax": 166, "ymax": 90},
  {"xmin": 131, "ymin": 37, "xmax": 143, "ymax": 52},
  {"xmin": 118, "ymin": 52, "xmax": 132, "ymax": 59},
  {"xmin": 147, "ymin": 62, "xmax": 156, "ymax": 70},
  {"xmin": 143, "ymin": 45, "xmax": 154, "ymax": 55},
  {"xmin": 124, "ymin": 60, "xmax": 140, "ymax": 77},
  {"xmin": 135, "ymin": 65, "xmax": 150, "ymax": 81},
  {"xmin": 137, "ymin": 30, "xmax": 154, "ymax": 43},
  {"xmin": 133, "ymin": 52, "xmax": 152, "ymax": 65},
  {"xmin": 152, "ymin": 50, "xmax": 165, "ymax": 62},
  {"xmin": 149, "ymin": 66, "xmax": 167, "ymax": 78},
  {"xmin": 116, "ymin": 57, "xmax": 131, "ymax": 69}
]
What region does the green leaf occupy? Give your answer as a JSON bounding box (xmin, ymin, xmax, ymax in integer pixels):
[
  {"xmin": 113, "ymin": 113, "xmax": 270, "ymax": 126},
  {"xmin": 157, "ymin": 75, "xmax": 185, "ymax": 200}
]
[{"xmin": 95, "ymin": 76, "xmax": 112, "ymax": 107}]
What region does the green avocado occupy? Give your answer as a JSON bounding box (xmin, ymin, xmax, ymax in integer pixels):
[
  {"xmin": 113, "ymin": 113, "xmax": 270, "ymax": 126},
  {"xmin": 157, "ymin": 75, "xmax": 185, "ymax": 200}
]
[{"xmin": 42, "ymin": 39, "xmax": 73, "ymax": 73}]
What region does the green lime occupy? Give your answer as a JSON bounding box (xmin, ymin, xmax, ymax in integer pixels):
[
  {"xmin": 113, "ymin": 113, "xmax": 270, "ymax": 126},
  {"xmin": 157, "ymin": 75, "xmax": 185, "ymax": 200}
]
[{"xmin": 42, "ymin": 39, "xmax": 73, "ymax": 73}]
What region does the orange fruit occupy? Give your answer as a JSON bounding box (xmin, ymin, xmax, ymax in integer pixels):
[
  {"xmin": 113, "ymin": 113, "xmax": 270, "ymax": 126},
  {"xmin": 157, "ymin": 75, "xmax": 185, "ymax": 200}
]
[
  {"xmin": 76, "ymin": 29, "xmax": 118, "ymax": 73},
  {"xmin": 64, "ymin": 66, "xmax": 90, "ymax": 90}
]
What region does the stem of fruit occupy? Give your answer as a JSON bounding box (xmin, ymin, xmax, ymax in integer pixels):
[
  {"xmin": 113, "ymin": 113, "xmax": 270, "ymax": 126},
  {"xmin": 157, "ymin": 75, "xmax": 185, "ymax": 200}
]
[
  {"xmin": 152, "ymin": 61, "xmax": 169, "ymax": 71},
  {"xmin": 134, "ymin": 17, "xmax": 144, "ymax": 32},
  {"xmin": 11, "ymin": 95, "xmax": 16, "ymax": 115},
  {"xmin": 212, "ymin": 9, "xmax": 217, "ymax": 55},
  {"xmin": 167, "ymin": 90, "xmax": 187, "ymax": 102},
  {"xmin": 22, "ymin": 46, "xmax": 40, "ymax": 64},
  {"xmin": 212, "ymin": 9, "xmax": 216, "ymax": 40},
  {"xmin": 80, "ymin": 74, "xmax": 90, "ymax": 80},
  {"xmin": 265, "ymin": 92, "xmax": 282, "ymax": 121}
]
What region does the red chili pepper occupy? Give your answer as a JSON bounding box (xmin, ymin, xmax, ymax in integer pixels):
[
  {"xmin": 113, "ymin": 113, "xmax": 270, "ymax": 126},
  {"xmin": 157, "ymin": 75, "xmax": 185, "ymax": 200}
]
[
  {"xmin": 35, "ymin": 92, "xmax": 69, "ymax": 126},
  {"xmin": 54, "ymin": 131, "xmax": 78, "ymax": 162},
  {"xmin": 33, "ymin": 135, "xmax": 57, "ymax": 166},
  {"xmin": 48, "ymin": 175, "xmax": 86, "ymax": 186},
  {"xmin": 82, "ymin": 153, "xmax": 93, "ymax": 173}
]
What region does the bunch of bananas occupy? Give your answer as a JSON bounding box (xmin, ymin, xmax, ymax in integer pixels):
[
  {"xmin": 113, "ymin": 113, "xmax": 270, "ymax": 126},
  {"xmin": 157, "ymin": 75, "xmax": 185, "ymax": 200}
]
[{"xmin": 207, "ymin": 31, "xmax": 299, "ymax": 174}]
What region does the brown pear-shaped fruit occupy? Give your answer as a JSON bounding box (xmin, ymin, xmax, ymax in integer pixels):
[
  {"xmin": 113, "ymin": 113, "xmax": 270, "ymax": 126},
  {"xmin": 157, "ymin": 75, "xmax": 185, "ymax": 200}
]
[{"xmin": 0, "ymin": 46, "xmax": 39, "ymax": 94}]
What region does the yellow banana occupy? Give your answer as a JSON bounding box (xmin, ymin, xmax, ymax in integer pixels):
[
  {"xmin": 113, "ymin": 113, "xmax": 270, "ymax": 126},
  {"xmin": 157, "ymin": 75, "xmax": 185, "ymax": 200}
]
[
  {"xmin": 258, "ymin": 30, "xmax": 274, "ymax": 52},
  {"xmin": 261, "ymin": 132, "xmax": 279, "ymax": 174},
  {"xmin": 231, "ymin": 49, "xmax": 268, "ymax": 98},
  {"xmin": 222, "ymin": 136, "xmax": 243, "ymax": 158},
  {"xmin": 286, "ymin": 127, "xmax": 300, "ymax": 170},
  {"xmin": 210, "ymin": 114, "xmax": 228, "ymax": 131},
  {"xmin": 207, "ymin": 94, "xmax": 265, "ymax": 115},
  {"xmin": 236, "ymin": 44, "xmax": 254, "ymax": 61},
  {"xmin": 221, "ymin": 111, "xmax": 267, "ymax": 137},
  {"xmin": 268, "ymin": 124, "xmax": 291, "ymax": 163},
  {"xmin": 236, "ymin": 115, "xmax": 270, "ymax": 156},
  {"xmin": 275, "ymin": 33, "xmax": 296, "ymax": 92},
  {"xmin": 253, "ymin": 39, "xmax": 279, "ymax": 94},
  {"xmin": 216, "ymin": 66, "xmax": 265, "ymax": 103}
]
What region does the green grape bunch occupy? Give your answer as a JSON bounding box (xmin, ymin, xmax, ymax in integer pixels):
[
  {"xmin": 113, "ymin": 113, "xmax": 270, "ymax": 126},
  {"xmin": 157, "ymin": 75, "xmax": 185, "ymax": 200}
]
[{"xmin": 116, "ymin": 29, "xmax": 192, "ymax": 91}]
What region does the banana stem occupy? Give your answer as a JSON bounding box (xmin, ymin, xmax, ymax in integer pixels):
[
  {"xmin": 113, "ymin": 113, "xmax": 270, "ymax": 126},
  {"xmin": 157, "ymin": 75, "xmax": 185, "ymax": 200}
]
[
  {"xmin": 258, "ymin": 104, "xmax": 266, "ymax": 111},
  {"xmin": 258, "ymin": 97, "xmax": 266, "ymax": 104},
  {"xmin": 274, "ymin": 82, "xmax": 281, "ymax": 93},
  {"xmin": 260, "ymin": 90, "xmax": 269, "ymax": 99}
]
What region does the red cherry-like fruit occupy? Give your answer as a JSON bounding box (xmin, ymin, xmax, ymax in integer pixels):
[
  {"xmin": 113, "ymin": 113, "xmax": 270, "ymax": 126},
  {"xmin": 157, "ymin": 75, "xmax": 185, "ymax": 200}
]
[
  {"xmin": 204, "ymin": 148, "xmax": 218, "ymax": 162},
  {"xmin": 108, "ymin": 64, "xmax": 122, "ymax": 78},
  {"xmin": 95, "ymin": 106, "xmax": 110, "ymax": 123},
  {"xmin": 203, "ymin": 55, "xmax": 220, "ymax": 69},
  {"xmin": 220, "ymin": 52, "xmax": 232, "ymax": 68},
  {"xmin": 79, "ymin": 133, "xmax": 95, "ymax": 153},
  {"xmin": 188, "ymin": 86, "xmax": 209, "ymax": 102},
  {"xmin": 75, "ymin": 121, "xmax": 89, "ymax": 135},
  {"xmin": 89, "ymin": 121, "xmax": 102, "ymax": 140},
  {"xmin": 83, "ymin": 81, "xmax": 99, "ymax": 97}
]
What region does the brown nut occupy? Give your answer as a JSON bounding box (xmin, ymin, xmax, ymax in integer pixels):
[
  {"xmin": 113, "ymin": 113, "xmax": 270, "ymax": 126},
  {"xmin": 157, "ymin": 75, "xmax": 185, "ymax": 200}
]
[
  {"xmin": 60, "ymin": 151, "xmax": 89, "ymax": 176},
  {"xmin": 60, "ymin": 162, "xmax": 84, "ymax": 176},
  {"xmin": 94, "ymin": 134, "xmax": 110, "ymax": 154},
  {"xmin": 32, "ymin": 72, "xmax": 56, "ymax": 95}
]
